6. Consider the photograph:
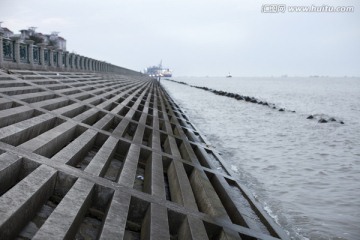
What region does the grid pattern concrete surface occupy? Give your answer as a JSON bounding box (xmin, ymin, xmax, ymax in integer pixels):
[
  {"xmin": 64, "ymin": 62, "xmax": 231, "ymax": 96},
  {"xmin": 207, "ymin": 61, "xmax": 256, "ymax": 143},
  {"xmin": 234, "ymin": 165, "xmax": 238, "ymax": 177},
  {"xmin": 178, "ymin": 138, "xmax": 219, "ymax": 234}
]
[{"xmin": 0, "ymin": 69, "xmax": 287, "ymax": 239}]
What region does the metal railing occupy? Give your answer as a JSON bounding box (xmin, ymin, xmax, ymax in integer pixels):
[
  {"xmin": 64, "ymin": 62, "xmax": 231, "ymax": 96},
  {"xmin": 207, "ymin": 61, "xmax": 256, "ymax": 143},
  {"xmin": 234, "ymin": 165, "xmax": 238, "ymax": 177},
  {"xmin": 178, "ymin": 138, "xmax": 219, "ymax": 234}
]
[{"xmin": 0, "ymin": 35, "xmax": 140, "ymax": 75}]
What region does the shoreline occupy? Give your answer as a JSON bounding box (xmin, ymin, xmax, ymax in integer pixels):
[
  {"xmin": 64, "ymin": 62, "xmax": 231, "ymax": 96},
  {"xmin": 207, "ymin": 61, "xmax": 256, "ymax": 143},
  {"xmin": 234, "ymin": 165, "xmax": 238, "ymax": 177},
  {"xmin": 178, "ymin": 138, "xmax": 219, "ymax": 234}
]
[{"xmin": 0, "ymin": 68, "xmax": 288, "ymax": 239}]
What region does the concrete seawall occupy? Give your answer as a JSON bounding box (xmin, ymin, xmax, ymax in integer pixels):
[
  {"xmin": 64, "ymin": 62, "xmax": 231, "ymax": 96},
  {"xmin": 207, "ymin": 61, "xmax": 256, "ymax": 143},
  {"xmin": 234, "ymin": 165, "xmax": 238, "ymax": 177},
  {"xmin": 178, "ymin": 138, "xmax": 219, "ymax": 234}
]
[{"xmin": 0, "ymin": 68, "xmax": 288, "ymax": 239}]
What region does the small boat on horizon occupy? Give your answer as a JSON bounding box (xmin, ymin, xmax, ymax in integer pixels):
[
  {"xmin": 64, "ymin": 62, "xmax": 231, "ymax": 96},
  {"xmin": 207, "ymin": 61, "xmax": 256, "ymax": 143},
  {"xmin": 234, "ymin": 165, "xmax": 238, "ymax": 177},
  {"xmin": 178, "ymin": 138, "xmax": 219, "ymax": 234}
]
[{"xmin": 226, "ymin": 72, "xmax": 232, "ymax": 78}]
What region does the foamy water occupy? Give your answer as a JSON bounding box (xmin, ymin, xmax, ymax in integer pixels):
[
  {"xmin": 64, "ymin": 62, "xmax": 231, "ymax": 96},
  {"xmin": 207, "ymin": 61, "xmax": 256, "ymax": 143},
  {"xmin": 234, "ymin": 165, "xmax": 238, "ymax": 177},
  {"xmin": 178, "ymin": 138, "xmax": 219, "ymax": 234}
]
[{"xmin": 161, "ymin": 77, "xmax": 360, "ymax": 240}]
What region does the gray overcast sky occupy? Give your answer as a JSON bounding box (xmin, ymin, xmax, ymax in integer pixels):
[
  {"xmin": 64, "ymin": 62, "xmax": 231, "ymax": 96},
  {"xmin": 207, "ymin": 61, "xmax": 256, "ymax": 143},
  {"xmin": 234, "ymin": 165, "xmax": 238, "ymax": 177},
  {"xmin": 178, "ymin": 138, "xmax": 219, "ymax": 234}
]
[{"xmin": 1, "ymin": 0, "xmax": 359, "ymax": 76}]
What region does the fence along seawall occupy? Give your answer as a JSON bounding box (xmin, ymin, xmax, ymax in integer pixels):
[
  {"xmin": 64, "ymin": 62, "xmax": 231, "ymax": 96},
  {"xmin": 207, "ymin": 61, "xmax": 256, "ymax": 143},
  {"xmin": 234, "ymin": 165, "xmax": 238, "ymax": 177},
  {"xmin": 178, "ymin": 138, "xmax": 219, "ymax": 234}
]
[{"xmin": 0, "ymin": 34, "xmax": 140, "ymax": 75}]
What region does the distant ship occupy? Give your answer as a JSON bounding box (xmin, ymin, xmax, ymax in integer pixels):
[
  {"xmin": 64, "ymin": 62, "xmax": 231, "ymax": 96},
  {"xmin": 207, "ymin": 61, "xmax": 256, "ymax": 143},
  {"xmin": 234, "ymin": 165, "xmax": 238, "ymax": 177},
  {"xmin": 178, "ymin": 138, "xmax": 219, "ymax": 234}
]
[
  {"xmin": 226, "ymin": 72, "xmax": 232, "ymax": 78},
  {"xmin": 145, "ymin": 61, "xmax": 172, "ymax": 78}
]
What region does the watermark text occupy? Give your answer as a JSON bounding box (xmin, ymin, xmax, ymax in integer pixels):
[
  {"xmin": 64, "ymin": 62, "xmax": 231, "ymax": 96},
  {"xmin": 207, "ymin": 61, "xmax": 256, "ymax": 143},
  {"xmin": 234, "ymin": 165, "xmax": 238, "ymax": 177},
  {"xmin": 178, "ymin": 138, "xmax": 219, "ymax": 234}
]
[{"xmin": 261, "ymin": 4, "xmax": 354, "ymax": 13}]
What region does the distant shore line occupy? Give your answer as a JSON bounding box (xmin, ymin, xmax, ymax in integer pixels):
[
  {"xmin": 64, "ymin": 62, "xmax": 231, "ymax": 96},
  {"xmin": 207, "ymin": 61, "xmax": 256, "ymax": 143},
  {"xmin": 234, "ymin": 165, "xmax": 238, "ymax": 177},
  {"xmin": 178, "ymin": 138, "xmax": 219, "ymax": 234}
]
[{"xmin": 164, "ymin": 78, "xmax": 344, "ymax": 125}]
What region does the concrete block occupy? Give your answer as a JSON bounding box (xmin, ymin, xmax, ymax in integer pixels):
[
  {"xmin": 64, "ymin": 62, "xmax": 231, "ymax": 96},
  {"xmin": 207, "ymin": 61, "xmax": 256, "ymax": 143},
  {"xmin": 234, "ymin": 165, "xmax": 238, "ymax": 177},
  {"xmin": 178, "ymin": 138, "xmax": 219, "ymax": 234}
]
[
  {"xmin": 0, "ymin": 69, "xmax": 287, "ymax": 239},
  {"xmin": 0, "ymin": 165, "xmax": 57, "ymax": 239}
]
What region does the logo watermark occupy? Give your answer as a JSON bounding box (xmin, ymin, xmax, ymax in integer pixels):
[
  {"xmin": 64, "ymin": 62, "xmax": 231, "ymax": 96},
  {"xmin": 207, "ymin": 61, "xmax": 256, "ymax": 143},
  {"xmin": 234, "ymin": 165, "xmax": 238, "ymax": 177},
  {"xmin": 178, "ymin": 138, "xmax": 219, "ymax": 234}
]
[{"xmin": 261, "ymin": 4, "xmax": 354, "ymax": 13}]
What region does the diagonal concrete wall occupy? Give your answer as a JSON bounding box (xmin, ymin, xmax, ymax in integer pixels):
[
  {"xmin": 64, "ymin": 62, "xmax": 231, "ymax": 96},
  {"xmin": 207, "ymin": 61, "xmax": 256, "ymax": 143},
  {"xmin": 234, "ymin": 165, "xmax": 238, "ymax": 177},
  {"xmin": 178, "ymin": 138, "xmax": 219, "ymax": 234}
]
[{"xmin": 0, "ymin": 68, "xmax": 288, "ymax": 239}]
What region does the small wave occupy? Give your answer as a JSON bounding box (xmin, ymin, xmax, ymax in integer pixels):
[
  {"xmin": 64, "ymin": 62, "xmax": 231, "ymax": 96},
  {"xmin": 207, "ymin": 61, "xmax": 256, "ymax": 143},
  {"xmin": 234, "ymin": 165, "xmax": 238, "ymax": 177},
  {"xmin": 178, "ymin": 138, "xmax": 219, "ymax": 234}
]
[
  {"xmin": 230, "ymin": 165, "xmax": 239, "ymax": 172},
  {"xmin": 263, "ymin": 165, "xmax": 278, "ymax": 171},
  {"xmin": 264, "ymin": 202, "xmax": 280, "ymax": 225},
  {"xmin": 264, "ymin": 203, "xmax": 311, "ymax": 240},
  {"xmin": 318, "ymin": 170, "xmax": 328, "ymax": 176}
]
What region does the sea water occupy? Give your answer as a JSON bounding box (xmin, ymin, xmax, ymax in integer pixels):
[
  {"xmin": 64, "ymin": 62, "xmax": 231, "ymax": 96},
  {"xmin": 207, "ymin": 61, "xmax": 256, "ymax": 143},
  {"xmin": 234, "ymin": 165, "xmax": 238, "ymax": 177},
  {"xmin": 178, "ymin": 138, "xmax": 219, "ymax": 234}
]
[{"xmin": 161, "ymin": 77, "xmax": 360, "ymax": 240}]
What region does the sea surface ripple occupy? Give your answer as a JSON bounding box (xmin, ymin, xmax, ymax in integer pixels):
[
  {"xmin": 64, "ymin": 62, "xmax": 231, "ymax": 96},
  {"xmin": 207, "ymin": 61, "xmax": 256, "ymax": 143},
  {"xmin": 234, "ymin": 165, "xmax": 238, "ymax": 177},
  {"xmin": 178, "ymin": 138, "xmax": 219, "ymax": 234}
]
[{"xmin": 162, "ymin": 77, "xmax": 360, "ymax": 240}]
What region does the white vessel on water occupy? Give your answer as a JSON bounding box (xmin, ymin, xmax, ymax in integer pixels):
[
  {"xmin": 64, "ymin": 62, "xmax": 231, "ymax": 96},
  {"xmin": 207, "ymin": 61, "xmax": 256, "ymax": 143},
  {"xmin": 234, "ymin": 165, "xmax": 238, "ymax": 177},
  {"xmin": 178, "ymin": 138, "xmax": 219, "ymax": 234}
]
[{"xmin": 145, "ymin": 60, "xmax": 172, "ymax": 77}]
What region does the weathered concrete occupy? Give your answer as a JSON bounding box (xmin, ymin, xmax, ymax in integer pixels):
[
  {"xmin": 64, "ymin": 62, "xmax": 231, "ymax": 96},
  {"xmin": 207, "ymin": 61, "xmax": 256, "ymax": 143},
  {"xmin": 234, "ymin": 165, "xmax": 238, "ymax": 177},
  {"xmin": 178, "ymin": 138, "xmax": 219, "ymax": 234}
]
[{"xmin": 0, "ymin": 68, "xmax": 288, "ymax": 239}]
